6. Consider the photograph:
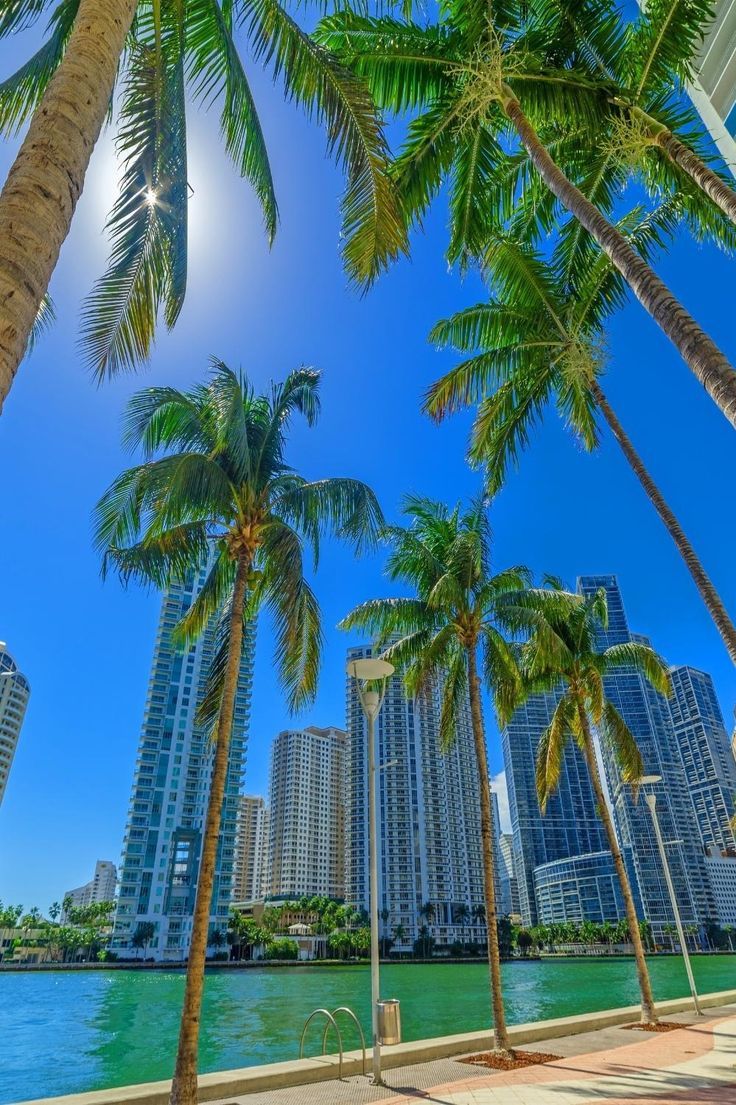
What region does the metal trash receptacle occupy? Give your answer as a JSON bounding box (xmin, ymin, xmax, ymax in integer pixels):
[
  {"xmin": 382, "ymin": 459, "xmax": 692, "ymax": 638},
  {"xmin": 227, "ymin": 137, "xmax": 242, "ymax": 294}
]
[{"xmin": 377, "ymin": 999, "xmax": 401, "ymax": 1045}]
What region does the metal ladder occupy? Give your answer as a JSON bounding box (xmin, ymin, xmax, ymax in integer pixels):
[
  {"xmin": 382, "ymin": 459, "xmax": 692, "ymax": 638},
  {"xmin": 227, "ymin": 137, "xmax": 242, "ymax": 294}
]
[{"xmin": 299, "ymin": 1006, "xmax": 367, "ymax": 1080}]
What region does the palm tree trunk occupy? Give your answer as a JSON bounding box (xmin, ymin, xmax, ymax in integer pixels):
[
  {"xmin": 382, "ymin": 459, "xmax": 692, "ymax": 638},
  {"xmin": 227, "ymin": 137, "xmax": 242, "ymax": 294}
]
[
  {"xmin": 0, "ymin": 0, "xmax": 138, "ymax": 414},
  {"xmin": 656, "ymin": 130, "xmax": 736, "ymax": 226},
  {"xmin": 169, "ymin": 554, "xmax": 250, "ymax": 1105},
  {"xmin": 591, "ymin": 380, "xmax": 736, "ymax": 665},
  {"xmin": 501, "ymin": 89, "xmax": 736, "ymax": 429},
  {"xmin": 576, "ymin": 704, "xmax": 658, "ymax": 1025},
  {"xmin": 467, "ymin": 644, "xmax": 510, "ymax": 1053}
]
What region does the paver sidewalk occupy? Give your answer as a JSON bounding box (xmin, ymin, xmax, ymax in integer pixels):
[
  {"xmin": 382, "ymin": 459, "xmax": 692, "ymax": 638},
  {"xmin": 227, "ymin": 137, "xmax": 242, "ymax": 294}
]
[
  {"xmin": 220, "ymin": 1007, "xmax": 736, "ymax": 1105},
  {"xmin": 373, "ymin": 1013, "xmax": 736, "ymax": 1105}
]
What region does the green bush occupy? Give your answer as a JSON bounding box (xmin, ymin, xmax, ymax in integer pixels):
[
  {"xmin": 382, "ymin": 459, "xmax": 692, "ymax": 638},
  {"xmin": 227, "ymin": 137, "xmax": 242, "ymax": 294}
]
[{"xmin": 264, "ymin": 938, "xmax": 299, "ymax": 960}]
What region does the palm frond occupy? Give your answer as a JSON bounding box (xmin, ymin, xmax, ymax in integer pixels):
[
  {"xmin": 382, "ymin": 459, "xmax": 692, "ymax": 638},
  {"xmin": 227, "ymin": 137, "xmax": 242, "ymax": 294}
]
[
  {"xmin": 80, "ymin": 25, "xmax": 188, "ymax": 377},
  {"xmin": 259, "ymin": 520, "xmax": 322, "ymax": 712},
  {"xmin": 338, "ymin": 596, "xmax": 435, "ymax": 639},
  {"xmin": 0, "ymin": 0, "xmax": 79, "ymax": 135},
  {"xmin": 600, "ymin": 699, "xmax": 644, "ymax": 784},
  {"xmin": 274, "ymin": 476, "xmax": 384, "ymax": 562},
  {"xmin": 27, "ymin": 293, "xmax": 56, "ymax": 353},
  {"xmin": 536, "ymin": 693, "xmax": 574, "ymax": 812},
  {"xmin": 602, "ymin": 640, "xmax": 671, "ymax": 696},
  {"xmin": 241, "ymin": 0, "xmax": 407, "ymax": 284},
  {"xmin": 187, "ymin": 0, "xmax": 277, "ymax": 240},
  {"xmin": 438, "ymin": 644, "xmax": 468, "ymax": 751},
  {"xmin": 173, "ymin": 544, "xmax": 236, "ymax": 647}
]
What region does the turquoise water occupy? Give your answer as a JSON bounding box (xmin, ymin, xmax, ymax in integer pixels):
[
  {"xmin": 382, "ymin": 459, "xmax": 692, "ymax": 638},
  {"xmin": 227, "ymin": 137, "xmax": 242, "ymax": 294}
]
[{"xmin": 2, "ymin": 956, "xmax": 735, "ymax": 1103}]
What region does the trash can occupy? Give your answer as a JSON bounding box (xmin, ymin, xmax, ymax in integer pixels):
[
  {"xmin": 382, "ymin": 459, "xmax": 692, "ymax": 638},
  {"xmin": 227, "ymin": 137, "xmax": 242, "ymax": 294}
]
[{"xmin": 377, "ymin": 998, "xmax": 401, "ymax": 1045}]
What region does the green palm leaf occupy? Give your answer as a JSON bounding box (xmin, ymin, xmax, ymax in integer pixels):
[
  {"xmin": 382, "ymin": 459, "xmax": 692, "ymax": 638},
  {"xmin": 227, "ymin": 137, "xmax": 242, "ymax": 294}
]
[{"xmin": 241, "ymin": 0, "xmax": 407, "ymax": 283}]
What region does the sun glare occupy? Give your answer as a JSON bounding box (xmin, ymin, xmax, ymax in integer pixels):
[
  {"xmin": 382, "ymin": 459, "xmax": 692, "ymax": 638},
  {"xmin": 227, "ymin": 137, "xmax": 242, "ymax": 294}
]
[{"xmin": 144, "ymin": 187, "xmax": 158, "ymax": 207}]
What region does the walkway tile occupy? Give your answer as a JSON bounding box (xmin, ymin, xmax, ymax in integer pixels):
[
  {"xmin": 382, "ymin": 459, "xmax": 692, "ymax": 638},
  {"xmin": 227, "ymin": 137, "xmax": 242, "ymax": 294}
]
[{"xmin": 372, "ymin": 1013, "xmax": 736, "ymax": 1105}]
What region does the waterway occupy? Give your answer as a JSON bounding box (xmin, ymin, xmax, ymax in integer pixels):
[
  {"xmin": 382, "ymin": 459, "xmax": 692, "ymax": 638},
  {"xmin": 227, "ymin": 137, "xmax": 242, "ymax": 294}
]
[{"xmin": 3, "ymin": 956, "xmax": 735, "ymax": 1104}]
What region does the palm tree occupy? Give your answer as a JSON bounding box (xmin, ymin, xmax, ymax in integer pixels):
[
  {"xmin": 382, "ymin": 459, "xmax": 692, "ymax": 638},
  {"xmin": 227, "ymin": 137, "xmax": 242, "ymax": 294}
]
[
  {"xmin": 340, "ymin": 495, "xmax": 530, "ymax": 1054},
  {"xmin": 517, "ymin": 0, "xmax": 736, "ymax": 234},
  {"xmin": 0, "ymin": 0, "xmax": 405, "ymax": 412},
  {"xmin": 317, "ymin": 5, "xmax": 736, "ymax": 427},
  {"xmin": 419, "ymin": 901, "xmax": 435, "ymax": 928},
  {"xmin": 510, "ymin": 581, "xmax": 669, "ymax": 1024},
  {"xmin": 455, "ymin": 902, "xmax": 470, "ymax": 951},
  {"xmin": 472, "ymin": 902, "xmax": 486, "ymax": 946},
  {"xmin": 426, "ymin": 233, "xmax": 736, "ymax": 666},
  {"xmin": 95, "ymin": 362, "xmax": 383, "ymax": 1105}
]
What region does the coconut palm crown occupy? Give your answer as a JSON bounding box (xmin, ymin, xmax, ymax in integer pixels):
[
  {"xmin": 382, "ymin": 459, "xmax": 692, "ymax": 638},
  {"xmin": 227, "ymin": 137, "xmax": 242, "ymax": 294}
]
[
  {"xmin": 425, "ymin": 228, "xmax": 736, "ymax": 665},
  {"xmin": 95, "ymin": 362, "xmax": 383, "ymax": 711},
  {"xmin": 511, "ymin": 579, "xmax": 670, "ymax": 1023},
  {"xmin": 340, "ymin": 494, "xmax": 530, "ymax": 1053}
]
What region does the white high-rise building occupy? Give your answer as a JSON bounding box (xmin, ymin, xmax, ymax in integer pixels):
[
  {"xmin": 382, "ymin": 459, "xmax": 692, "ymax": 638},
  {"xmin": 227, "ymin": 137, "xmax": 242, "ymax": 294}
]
[
  {"xmin": 346, "ymin": 644, "xmax": 485, "ymax": 950},
  {"xmin": 687, "ymin": 0, "xmax": 736, "ymax": 173},
  {"xmin": 265, "ymin": 726, "xmax": 347, "ymax": 901},
  {"xmin": 232, "ymin": 795, "xmax": 269, "ymax": 903},
  {"xmin": 112, "ymin": 566, "xmax": 254, "ymax": 960},
  {"xmin": 63, "ymin": 860, "xmax": 118, "ymax": 918},
  {"xmin": 0, "ymin": 642, "xmax": 30, "ymax": 806}
]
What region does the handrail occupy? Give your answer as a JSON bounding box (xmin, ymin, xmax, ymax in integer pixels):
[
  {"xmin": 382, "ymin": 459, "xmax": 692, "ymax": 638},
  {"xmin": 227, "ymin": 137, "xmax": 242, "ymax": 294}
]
[
  {"xmin": 322, "ymin": 1006, "xmax": 367, "ymax": 1076},
  {"xmin": 299, "ymin": 1008, "xmax": 344, "ymax": 1080}
]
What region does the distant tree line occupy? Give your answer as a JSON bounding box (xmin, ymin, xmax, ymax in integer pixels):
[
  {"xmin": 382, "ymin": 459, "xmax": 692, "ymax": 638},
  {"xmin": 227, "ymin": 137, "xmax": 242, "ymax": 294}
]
[{"xmin": 0, "ymin": 898, "xmax": 116, "ymax": 962}]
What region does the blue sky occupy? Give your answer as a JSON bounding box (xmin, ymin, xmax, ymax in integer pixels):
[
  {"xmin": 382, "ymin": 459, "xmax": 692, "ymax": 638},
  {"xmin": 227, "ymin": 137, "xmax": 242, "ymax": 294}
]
[{"xmin": 0, "ymin": 29, "xmax": 735, "ymax": 910}]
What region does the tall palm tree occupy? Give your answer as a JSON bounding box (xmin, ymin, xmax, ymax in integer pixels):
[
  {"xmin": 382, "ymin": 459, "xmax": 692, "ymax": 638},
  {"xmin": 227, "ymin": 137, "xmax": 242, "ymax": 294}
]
[
  {"xmin": 509, "ymin": 581, "xmax": 670, "ymax": 1024},
  {"xmin": 426, "ymin": 232, "xmax": 736, "ymax": 666},
  {"xmin": 0, "ymin": 0, "xmax": 405, "ymax": 412},
  {"xmin": 95, "ymin": 362, "xmax": 383, "ymax": 1105},
  {"xmin": 340, "ymin": 496, "xmax": 530, "ymax": 1054},
  {"xmin": 317, "ymin": 4, "xmax": 736, "ymax": 428}
]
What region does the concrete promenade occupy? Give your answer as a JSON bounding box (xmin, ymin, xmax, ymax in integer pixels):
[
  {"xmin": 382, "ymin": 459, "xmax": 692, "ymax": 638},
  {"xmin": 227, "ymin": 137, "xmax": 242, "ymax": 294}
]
[{"xmin": 218, "ymin": 1006, "xmax": 736, "ymax": 1105}]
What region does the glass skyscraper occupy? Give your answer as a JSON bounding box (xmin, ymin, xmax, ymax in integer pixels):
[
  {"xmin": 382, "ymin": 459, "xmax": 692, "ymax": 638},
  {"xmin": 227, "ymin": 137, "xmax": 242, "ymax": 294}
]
[
  {"xmin": 346, "ymin": 643, "xmax": 485, "ymax": 949},
  {"xmin": 578, "ymin": 576, "xmax": 716, "ymax": 942},
  {"xmin": 112, "ymin": 566, "xmax": 254, "ymax": 960},
  {"xmin": 502, "ymin": 689, "xmax": 609, "ymax": 926},
  {"xmin": 669, "ymin": 665, "xmax": 736, "ymax": 853}
]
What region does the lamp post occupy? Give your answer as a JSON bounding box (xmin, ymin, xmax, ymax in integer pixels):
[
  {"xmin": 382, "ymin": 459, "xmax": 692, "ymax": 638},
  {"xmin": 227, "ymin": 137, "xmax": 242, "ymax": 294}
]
[
  {"xmin": 637, "ymin": 775, "xmax": 702, "ymax": 1016},
  {"xmin": 347, "ymin": 656, "xmax": 395, "ymax": 1085}
]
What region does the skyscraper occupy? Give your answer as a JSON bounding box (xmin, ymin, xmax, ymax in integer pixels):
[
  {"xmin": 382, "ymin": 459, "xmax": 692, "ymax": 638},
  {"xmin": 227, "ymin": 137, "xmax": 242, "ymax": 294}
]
[
  {"xmin": 578, "ymin": 576, "xmax": 716, "ymax": 942},
  {"xmin": 264, "ymin": 726, "xmax": 347, "ymax": 901},
  {"xmin": 502, "ymin": 688, "xmax": 610, "ymax": 926},
  {"xmin": 112, "ymin": 568, "xmax": 254, "ymax": 960},
  {"xmin": 232, "ymin": 795, "xmax": 268, "ymax": 903},
  {"xmin": 669, "ymin": 665, "xmax": 736, "ymax": 852},
  {"xmin": 63, "ymin": 860, "xmax": 118, "ymax": 919},
  {"xmin": 0, "ymin": 642, "xmax": 30, "ymax": 806},
  {"xmin": 346, "ymin": 643, "xmax": 485, "ymax": 949},
  {"xmin": 491, "ymin": 790, "xmax": 510, "ymax": 916}
]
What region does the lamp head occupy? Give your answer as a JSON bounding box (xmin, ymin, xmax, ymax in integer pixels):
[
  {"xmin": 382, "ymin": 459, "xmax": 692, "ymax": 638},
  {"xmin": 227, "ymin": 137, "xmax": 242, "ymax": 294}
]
[{"xmin": 346, "ymin": 658, "xmax": 395, "ymax": 681}]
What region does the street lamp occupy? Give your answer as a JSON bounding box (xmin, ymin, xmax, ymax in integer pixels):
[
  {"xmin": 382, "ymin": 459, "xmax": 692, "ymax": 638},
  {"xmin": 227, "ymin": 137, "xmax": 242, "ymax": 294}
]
[
  {"xmin": 347, "ymin": 656, "xmax": 395, "ymax": 1085},
  {"xmin": 637, "ymin": 774, "xmax": 702, "ymax": 1016}
]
